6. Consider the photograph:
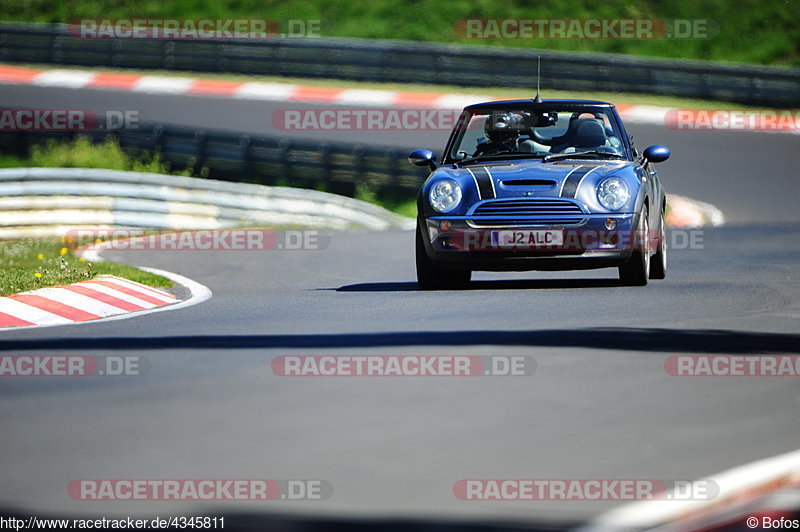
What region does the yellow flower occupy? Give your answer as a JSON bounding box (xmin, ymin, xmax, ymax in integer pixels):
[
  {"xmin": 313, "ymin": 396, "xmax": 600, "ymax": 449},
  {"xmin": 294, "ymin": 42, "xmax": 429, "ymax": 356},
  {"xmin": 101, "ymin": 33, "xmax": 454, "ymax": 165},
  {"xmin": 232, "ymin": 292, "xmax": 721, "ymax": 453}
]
[
  {"xmin": 79, "ymin": 257, "xmax": 86, "ymax": 262},
  {"xmin": 34, "ymin": 272, "xmax": 42, "ymax": 278},
  {"xmin": 60, "ymin": 247, "xmax": 68, "ymax": 256},
  {"xmin": 37, "ymin": 253, "xmax": 44, "ymax": 260}
]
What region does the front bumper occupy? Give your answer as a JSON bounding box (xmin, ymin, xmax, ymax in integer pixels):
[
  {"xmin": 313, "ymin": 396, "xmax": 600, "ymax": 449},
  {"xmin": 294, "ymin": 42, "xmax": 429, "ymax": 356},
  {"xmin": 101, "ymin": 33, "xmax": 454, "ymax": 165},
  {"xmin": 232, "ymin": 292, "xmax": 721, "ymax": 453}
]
[{"xmin": 422, "ymin": 214, "xmax": 638, "ymax": 272}]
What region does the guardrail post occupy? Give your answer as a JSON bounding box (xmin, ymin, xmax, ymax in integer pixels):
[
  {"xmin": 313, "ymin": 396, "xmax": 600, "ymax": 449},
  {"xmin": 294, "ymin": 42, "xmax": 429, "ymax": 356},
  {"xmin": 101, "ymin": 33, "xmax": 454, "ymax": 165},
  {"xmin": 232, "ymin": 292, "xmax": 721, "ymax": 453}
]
[
  {"xmin": 319, "ymin": 143, "xmax": 332, "ymax": 191},
  {"xmin": 351, "ymin": 146, "xmax": 366, "ymax": 198},
  {"xmin": 163, "ymin": 40, "xmax": 175, "ymax": 69},
  {"xmin": 751, "ymin": 77, "xmax": 762, "ymax": 106},
  {"xmin": 151, "ymin": 125, "xmax": 165, "ymax": 153},
  {"xmin": 51, "ymin": 32, "xmax": 61, "ymax": 64},
  {"xmin": 384, "ymin": 149, "xmax": 400, "ymax": 196},
  {"xmin": 239, "ymin": 134, "xmax": 252, "ymax": 182},
  {"xmin": 194, "ymin": 130, "xmax": 207, "ymax": 176},
  {"xmin": 279, "ymin": 138, "xmax": 292, "ymax": 185}
]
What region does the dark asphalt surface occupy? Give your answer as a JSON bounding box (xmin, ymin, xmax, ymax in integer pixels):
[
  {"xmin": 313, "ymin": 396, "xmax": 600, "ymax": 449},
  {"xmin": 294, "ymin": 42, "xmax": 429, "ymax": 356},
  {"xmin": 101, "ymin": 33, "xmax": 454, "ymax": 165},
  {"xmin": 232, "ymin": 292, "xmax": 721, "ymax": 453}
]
[{"xmin": 1, "ymin": 83, "xmax": 799, "ymax": 528}]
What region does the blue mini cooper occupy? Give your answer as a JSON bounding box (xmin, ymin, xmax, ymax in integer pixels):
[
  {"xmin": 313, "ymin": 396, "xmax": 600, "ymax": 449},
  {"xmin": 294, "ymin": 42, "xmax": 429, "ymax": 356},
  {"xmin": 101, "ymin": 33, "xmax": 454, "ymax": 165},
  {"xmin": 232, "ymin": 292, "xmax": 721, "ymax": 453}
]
[{"xmin": 410, "ymin": 99, "xmax": 670, "ymax": 289}]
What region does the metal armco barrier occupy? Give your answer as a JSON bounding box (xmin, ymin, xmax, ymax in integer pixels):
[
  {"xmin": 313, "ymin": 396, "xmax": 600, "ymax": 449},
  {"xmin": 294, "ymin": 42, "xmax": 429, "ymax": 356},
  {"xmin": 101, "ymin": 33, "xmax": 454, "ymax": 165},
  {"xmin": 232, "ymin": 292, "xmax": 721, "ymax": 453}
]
[
  {"xmin": 0, "ymin": 168, "xmax": 413, "ymax": 239},
  {"xmin": 0, "ymin": 120, "xmax": 429, "ymax": 198},
  {"xmin": 0, "ymin": 23, "xmax": 798, "ymax": 106}
]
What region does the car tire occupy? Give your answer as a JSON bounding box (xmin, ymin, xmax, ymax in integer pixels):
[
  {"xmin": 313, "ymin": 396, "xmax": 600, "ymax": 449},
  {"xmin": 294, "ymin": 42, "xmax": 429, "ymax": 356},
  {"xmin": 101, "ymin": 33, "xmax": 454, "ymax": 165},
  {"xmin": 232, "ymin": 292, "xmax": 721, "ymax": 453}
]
[
  {"xmin": 649, "ymin": 207, "xmax": 667, "ymax": 280},
  {"xmin": 619, "ymin": 206, "xmax": 650, "ymax": 286},
  {"xmin": 416, "ymin": 221, "xmax": 471, "ymax": 290}
]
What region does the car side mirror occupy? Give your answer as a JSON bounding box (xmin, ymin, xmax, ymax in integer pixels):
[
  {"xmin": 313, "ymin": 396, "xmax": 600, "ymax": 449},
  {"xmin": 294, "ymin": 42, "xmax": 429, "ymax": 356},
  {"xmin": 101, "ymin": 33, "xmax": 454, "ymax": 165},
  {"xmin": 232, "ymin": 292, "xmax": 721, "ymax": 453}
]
[
  {"xmin": 643, "ymin": 145, "xmax": 670, "ymax": 163},
  {"xmin": 408, "ymin": 149, "xmax": 437, "ymax": 171}
]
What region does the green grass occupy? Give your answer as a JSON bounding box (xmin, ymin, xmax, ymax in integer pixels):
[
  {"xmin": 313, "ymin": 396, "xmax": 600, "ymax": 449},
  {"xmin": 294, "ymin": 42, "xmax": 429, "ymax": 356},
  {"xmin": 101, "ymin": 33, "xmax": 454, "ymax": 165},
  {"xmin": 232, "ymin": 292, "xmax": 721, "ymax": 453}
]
[
  {"xmin": 90, "ymin": 261, "xmax": 173, "ymax": 286},
  {"xmin": 384, "ymin": 199, "xmax": 417, "ymax": 219},
  {"xmin": 0, "ymin": 238, "xmax": 171, "ymax": 297},
  {"xmin": 1, "ymin": 0, "xmax": 797, "ymax": 66},
  {"xmin": 16, "ymin": 135, "xmax": 191, "ymax": 174}
]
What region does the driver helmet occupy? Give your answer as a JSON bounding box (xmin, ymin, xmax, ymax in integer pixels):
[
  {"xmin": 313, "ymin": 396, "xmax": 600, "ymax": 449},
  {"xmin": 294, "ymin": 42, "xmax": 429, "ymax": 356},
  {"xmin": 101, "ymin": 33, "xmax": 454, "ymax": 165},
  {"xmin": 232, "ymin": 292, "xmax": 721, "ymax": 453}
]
[{"xmin": 484, "ymin": 112, "xmax": 520, "ymax": 146}]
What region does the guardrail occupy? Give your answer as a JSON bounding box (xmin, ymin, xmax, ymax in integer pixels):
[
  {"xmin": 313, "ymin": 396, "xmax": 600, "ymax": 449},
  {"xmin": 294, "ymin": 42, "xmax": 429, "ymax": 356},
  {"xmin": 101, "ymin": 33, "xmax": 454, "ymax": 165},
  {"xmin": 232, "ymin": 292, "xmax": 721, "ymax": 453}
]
[
  {"xmin": 0, "ymin": 120, "xmax": 428, "ymax": 199},
  {"xmin": 0, "ymin": 168, "xmax": 413, "ymax": 239},
  {"xmin": 1, "ymin": 22, "xmax": 798, "ymax": 106}
]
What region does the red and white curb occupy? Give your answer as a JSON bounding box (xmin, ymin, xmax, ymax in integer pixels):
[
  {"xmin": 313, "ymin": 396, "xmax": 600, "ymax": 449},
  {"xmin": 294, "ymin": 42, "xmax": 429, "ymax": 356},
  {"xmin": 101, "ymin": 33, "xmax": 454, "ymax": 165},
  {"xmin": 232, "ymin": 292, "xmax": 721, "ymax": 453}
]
[
  {"xmin": 0, "ymin": 63, "xmax": 672, "ymax": 125},
  {"xmin": 577, "ymin": 447, "xmax": 800, "ymax": 531},
  {"xmin": 0, "ymin": 275, "xmax": 176, "ymax": 328},
  {"xmin": 2, "ymin": 63, "xmax": 796, "ymax": 137},
  {"xmin": 0, "ymin": 269, "xmax": 211, "ymax": 330},
  {"xmin": 667, "ymin": 194, "xmax": 725, "ymax": 229}
]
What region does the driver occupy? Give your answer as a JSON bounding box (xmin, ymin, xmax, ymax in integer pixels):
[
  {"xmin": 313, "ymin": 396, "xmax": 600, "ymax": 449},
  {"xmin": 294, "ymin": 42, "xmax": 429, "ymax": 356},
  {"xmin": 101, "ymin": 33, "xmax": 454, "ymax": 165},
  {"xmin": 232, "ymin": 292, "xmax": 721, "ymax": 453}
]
[{"xmin": 473, "ymin": 113, "xmax": 521, "ymax": 156}]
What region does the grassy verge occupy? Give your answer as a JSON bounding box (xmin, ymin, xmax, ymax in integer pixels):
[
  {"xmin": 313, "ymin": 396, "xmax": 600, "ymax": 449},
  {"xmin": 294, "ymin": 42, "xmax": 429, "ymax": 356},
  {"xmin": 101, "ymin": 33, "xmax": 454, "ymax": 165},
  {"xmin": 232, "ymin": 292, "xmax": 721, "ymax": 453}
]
[
  {"xmin": 10, "ymin": 62, "xmax": 767, "ymax": 111},
  {"xmin": 0, "ymin": 135, "xmax": 189, "ymax": 173},
  {"xmin": 2, "ymin": 0, "xmax": 797, "ymax": 66},
  {"xmin": 0, "ymin": 238, "xmax": 171, "ymax": 297}
]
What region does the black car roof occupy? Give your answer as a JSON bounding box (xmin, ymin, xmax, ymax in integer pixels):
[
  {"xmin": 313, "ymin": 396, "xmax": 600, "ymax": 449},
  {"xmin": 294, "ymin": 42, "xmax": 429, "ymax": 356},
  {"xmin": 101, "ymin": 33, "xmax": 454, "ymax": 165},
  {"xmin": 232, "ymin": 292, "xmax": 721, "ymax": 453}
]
[{"xmin": 464, "ymin": 99, "xmax": 615, "ymax": 110}]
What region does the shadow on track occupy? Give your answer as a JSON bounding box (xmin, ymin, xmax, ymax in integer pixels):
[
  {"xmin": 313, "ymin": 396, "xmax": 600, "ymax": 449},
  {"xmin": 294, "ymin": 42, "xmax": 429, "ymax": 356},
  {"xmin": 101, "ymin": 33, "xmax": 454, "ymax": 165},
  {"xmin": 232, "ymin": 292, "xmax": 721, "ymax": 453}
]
[
  {"xmin": 332, "ymin": 278, "xmax": 620, "ymax": 292},
  {"xmin": 2, "ymin": 328, "xmax": 798, "ymax": 354}
]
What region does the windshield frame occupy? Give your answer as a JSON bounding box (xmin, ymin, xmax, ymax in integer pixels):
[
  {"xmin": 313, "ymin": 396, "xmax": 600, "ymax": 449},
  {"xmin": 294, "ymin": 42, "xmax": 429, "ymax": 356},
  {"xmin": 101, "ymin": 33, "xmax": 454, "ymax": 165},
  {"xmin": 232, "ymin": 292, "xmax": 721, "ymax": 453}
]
[{"xmin": 441, "ymin": 102, "xmax": 633, "ymax": 166}]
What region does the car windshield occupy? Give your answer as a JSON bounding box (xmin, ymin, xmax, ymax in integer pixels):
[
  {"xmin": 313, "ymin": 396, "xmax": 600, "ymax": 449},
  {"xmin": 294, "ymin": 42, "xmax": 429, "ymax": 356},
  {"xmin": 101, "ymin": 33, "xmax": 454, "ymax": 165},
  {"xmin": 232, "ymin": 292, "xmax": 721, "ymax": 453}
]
[{"xmin": 448, "ymin": 107, "xmax": 626, "ymax": 163}]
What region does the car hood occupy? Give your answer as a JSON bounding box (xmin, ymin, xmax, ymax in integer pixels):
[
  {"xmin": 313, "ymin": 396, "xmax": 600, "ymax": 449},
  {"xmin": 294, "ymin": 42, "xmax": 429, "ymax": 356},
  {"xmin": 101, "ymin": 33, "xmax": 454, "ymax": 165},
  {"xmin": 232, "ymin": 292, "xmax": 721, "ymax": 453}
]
[{"xmin": 447, "ymin": 159, "xmax": 637, "ymax": 199}]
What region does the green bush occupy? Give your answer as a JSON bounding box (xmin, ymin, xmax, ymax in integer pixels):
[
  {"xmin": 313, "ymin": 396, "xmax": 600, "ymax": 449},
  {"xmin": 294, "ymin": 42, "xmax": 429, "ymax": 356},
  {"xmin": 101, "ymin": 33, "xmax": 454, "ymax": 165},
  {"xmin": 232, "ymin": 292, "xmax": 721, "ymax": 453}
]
[{"xmin": 27, "ymin": 136, "xmax": 188, "ymax": 174}]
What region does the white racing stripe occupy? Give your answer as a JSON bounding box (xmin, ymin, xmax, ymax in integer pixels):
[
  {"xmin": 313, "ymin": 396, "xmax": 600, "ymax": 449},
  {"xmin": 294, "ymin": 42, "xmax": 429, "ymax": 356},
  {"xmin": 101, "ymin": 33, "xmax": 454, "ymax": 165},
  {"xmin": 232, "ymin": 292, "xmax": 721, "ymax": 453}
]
[
  {"xmin": 30, "ymin": 287, "xmax": 129, "ymax": 317},
  {"xmin": 0, "ymin": 297, "xmax": 73, "ymax": 325},
  {"xmin": 75, "ymin": 282, "xmax": 158, "ymax": 309}
]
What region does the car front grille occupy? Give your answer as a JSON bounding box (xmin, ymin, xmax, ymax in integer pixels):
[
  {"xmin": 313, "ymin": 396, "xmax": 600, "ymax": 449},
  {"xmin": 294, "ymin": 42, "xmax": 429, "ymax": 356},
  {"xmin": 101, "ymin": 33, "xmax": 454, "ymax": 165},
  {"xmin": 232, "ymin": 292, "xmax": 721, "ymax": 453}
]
[{"xmin": 468, "ymin": 198, "xmax": 586, "ymax": 227}]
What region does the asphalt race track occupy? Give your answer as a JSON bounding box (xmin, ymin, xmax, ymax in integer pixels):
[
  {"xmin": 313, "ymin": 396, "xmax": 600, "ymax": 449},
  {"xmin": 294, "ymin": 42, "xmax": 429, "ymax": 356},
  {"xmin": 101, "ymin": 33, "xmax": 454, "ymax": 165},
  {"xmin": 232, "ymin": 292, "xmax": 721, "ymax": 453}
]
[{"xmin": 1, "ymin": 83, "xmax": 799, "ymax": 529}]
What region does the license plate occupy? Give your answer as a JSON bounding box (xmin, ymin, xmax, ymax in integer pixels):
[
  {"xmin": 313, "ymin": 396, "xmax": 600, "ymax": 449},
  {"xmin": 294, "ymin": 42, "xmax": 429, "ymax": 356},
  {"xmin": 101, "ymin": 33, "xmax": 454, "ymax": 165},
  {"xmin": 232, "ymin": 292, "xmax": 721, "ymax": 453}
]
[{"xmin": 490, "ymin": 230, "xmax": 564, "ymax": 247}]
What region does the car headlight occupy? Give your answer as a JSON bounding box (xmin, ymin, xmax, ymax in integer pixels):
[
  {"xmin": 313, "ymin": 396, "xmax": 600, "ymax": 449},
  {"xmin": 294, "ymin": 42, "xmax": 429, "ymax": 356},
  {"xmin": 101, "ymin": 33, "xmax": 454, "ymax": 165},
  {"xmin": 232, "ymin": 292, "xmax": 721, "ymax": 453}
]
[
  {"xmin": 429, "ymin": 179, "xmax": 462, "ymax": 213},
  {"xmin": 597, "ymin": 177, "xmax": 629, "ymax": 211}
]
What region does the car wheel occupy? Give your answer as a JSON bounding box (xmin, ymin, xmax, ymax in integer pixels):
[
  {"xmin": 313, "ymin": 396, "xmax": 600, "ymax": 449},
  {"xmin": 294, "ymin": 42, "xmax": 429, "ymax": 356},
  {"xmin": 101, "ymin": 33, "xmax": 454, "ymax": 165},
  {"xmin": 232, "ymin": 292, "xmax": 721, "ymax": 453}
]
[
  {"xmin": 619, "ymin": 206, "xmax": 650, "ymax": 286},
  {"xmin": 416, "ymin": 221, "xmax": 471, "ymax": 290},
  {"xmin": 649, "ymin": 207, "xmax": 667, "ymax": 280}
]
